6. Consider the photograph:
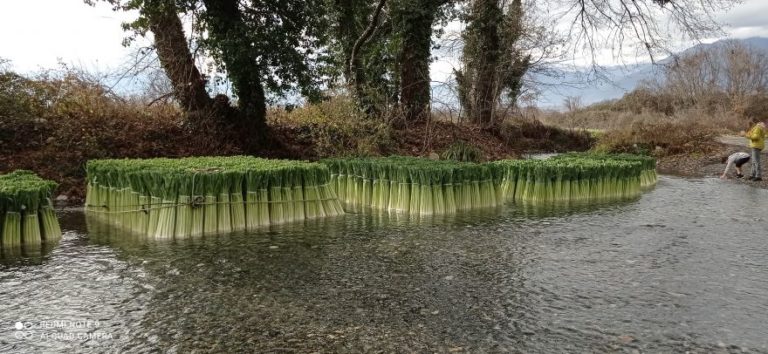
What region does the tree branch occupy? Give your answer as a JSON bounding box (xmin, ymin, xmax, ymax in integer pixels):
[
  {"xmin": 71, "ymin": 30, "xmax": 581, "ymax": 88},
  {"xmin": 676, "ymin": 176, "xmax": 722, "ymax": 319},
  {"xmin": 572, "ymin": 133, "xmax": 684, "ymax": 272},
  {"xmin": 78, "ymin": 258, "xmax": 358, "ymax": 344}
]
[{"xmin": 349, "ymin": 0, "xmax": 387, "ymax": 86}]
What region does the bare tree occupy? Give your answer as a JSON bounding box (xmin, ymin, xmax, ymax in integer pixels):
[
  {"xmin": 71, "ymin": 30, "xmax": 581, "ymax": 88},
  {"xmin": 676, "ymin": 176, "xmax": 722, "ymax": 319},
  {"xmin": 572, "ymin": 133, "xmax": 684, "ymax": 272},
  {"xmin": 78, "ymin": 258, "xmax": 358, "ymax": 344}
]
[
  {"xmin": 554, "ymin": 0, "xmax": 739, "ymax": 64},
  {"xmin": 563, "ymin": 95, "xmax": 582, "ymax": 129},
  {"xmin": 663, "ymin": 49, "xmax": 721, "ymax": 105},
  {"xmin": 661, "ymin": 40, "xmax": 768, "ymax": 108},
  {"xmin": 449, "ymin": 0, "xmax": 739, "ymax": 123},
  {"xmin": 721, "ymin": 41, "xmax": 768, "ymax": 99}
]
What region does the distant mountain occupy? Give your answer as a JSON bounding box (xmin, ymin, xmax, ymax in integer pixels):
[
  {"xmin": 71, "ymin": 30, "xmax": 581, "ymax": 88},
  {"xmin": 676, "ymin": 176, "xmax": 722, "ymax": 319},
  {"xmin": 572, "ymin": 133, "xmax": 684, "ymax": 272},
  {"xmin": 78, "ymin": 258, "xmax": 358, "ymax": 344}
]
[{"xmin": 534, "ymin": 37, "xmax": 768, "ymax": 109}]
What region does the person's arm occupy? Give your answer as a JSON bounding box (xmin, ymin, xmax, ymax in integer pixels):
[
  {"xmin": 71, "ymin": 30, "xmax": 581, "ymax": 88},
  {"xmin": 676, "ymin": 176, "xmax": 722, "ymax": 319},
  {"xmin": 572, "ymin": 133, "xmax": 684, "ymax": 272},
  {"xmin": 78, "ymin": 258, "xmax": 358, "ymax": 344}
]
[
  {"xmin": 746, "ymin": 126, "xmax": 756, "ymax": 140},
  {"xmin": 721, "ymin": 158, "xmax": 734, "ymax": 179}
]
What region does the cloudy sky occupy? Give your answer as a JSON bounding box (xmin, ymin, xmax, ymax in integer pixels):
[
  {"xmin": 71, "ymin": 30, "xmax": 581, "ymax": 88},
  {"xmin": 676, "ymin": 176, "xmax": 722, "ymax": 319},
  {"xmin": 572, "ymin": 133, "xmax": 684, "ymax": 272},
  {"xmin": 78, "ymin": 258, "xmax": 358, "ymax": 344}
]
[
  {"xmin": 1, "ymin": 0, "xmax": 767, "ymax": 82},
  {"xmin": 718, "ymin": 0, "xmax": 768, "ymax": 37},
  {"xmin": 0, "ymin": 0, "xmax": 140, "ymax": 73}
]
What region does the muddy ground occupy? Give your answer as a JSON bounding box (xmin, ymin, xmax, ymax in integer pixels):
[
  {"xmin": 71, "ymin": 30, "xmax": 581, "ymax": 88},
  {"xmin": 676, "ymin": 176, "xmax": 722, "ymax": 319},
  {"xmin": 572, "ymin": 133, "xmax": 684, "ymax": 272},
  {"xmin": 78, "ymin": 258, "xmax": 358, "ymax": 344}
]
[{"xmin": 658, "ymin": 135, "xmax": 768, "ymax": 189}]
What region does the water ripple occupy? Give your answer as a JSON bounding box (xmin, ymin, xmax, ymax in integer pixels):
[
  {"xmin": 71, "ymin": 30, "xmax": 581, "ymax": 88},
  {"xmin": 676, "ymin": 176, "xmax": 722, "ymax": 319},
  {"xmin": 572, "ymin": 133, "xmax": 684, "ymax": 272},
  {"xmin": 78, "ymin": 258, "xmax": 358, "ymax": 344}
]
[{"xmin": 0, "ymin": 176, "xmax": 767, "ymax": 352}]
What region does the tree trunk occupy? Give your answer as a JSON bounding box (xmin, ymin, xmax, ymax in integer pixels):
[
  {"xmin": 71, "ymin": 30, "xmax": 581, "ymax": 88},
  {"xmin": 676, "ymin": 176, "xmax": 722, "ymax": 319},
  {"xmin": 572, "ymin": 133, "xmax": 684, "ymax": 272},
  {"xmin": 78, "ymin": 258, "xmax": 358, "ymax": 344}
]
[
  {"xmin": 458, "ymin": 0, "xmax": 528, "ymax": 127},
  {"xmin": 146, "ymin": 0, "xmax": 212, "ymax": 115},
  {"xmin": 398, "ymin": 3, "xmax": 436, "ymax": 123},
  {"xmin": 336, "ymin": 0, "xmax": 359, "ymax": 80},
  {"xmin": 349, "ymin": 0, "xmax": 387, "ymax": 116},
  {"xmin": 470, "ymin": 12, "xmax": 500, "ymax": 126},
  {"xmin": 202, "ymin": 0, "xmax": 268, "ymax": 142},
  {"xmin": 466, "ymin": 0, "xmax": 502, "ymax": 126}
]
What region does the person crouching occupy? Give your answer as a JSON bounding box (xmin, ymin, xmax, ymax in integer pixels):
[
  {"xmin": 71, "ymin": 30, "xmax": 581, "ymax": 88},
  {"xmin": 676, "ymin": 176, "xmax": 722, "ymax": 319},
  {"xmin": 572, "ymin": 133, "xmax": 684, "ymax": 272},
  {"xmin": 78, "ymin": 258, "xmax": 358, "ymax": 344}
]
[{"xmin": 721, "ymin": 152, "xmax": 751, "ymax": 179}]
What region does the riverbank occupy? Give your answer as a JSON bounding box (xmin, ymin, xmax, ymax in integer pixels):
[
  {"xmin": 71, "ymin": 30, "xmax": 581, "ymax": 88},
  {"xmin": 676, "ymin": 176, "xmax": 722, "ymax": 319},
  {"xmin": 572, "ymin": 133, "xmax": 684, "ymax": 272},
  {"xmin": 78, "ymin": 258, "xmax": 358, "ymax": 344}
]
[
  {"xmin": 1, "ymin": 117, "xmax": 593, "ymax": 202},
  {"xmin": 657, "ymin": 139, "xmax": 768, "ymax": 189}
]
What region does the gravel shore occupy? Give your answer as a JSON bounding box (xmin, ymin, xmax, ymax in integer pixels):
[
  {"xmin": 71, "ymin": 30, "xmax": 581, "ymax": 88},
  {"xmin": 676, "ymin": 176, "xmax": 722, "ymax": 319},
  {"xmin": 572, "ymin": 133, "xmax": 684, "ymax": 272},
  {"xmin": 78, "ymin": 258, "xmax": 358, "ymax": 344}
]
[{"xmin": 657, "ymin": 136, "xmax": 768, "ymax": 189}]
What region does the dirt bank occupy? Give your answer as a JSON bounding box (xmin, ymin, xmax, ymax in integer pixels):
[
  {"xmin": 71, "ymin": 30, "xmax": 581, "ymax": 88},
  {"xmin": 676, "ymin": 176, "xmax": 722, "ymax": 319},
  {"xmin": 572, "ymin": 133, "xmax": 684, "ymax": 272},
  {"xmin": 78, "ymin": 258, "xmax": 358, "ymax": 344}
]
[
  {"xmin": 2, "ymin": 120, "xmax": 593, "ymax": 203},
  {"xmin": 657, "ymin": 136, "xmax": 768, "ymax": 189}
]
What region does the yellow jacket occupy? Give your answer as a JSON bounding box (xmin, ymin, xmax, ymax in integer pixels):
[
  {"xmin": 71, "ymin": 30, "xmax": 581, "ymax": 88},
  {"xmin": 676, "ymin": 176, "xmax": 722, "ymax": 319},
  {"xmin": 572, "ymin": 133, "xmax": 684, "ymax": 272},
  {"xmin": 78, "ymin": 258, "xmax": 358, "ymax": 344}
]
[{"xmin": 746, "ymin": 123, "xmax": 766, "ymax": 150}]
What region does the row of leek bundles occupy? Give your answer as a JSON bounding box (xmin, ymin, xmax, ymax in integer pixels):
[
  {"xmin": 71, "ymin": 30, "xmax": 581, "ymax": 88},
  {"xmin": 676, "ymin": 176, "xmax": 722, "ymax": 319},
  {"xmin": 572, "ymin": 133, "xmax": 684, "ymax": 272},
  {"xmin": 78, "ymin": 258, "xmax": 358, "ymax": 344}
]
[
  {"xmin": 85, "ymin": 157, "xmax": 344, "ymax": 238},
  {"xmin": 563, "ymin": 152, "xmax": 655, "ymax": 189},
  {"xmin": 0, "ymin": 170, "xmax": 61, "ymax": 248},
  {"xmin": 493, "ymin": 158, "xmax": 644, "ymax": 204},
  {"xmin": 544, "ymin": 159, "xmax": 642, "ymax": 202},
  {"xmin": 323, "ymin": 156, "xmax": 502, "ymax": 215},
  {"xmin": 326, "ymin": 157, "xmax": 399, "ymax": 211},
  {"xmin": 554, "ymin": 152, "xmax": 657, "ymax": 188},
  {"xmin": 260, "ymin": 166, "xmax": 344, "ymax": 225}
]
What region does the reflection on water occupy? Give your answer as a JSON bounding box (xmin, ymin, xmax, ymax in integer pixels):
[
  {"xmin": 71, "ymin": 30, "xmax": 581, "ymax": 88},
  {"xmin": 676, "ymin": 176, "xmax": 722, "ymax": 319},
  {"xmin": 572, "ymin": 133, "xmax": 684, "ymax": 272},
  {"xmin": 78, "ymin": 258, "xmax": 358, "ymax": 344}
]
[
  {"xmin": 1, "ymin": 176, "xmax": 767, "ymax": 353},
  {"xmin": 0, "ymin": 241, "xmax": 59, "ymax": 265}
]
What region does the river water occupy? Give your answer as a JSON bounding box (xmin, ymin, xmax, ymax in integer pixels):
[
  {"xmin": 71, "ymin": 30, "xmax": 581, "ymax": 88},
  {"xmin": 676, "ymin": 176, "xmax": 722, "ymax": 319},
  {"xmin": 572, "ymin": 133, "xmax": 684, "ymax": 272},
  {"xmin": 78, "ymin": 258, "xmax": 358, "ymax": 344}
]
[{"xmin": 1, "ymin": 176, "xmax": 767, "ymax": 353}]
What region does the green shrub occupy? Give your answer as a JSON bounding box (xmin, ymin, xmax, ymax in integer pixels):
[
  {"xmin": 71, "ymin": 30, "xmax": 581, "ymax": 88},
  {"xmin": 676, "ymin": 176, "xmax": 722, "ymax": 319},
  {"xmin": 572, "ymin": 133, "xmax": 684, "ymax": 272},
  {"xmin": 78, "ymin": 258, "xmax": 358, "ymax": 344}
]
[
  {"xmin": 269, "ymin": 96, "xmax": 392, "ymax": 158},
  {"xmin": 441, "ymin": 141, "xmax": 483, "ymax": 163}
]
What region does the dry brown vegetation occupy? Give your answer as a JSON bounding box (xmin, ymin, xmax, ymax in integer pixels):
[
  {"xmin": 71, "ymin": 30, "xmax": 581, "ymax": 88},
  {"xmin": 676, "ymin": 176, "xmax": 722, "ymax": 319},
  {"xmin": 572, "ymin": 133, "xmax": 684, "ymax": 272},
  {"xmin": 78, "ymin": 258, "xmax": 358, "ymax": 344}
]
[
  {"xmin": 593, "ymin": 121, "xmax": 721, "ymax": 156},
  {"xmin": 269, "ymin": 97, "xmax": 592, "ymax": 160},
  {"xmin": 538, "ymin": 97, "xmax": 740, "ymax": 157},
  {"xmin": 0, "ymin": 70, "xmax": 244, "ymax": 197},
  {"xmin": 538, "ymin": 41, "xmax": 768, "ymax": 157},
  {"xmin": 1, "ymin": 68, "xmax": 592, "ymax": 201}
]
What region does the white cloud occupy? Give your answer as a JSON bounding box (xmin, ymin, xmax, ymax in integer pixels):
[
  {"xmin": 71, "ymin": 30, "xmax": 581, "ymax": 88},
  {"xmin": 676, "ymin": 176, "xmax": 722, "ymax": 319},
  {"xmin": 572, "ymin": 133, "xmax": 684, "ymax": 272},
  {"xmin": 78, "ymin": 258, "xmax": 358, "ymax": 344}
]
[
  {"xmin": 718, "ymin": 0, "xmax": 768, "ymax": 29},
  {"xmin": 713, "ymin": 0, "xmax": 768, "ymax": 40},
  {"xmin": 0, "ymin": 0, "xmax": 142, "ymax": 73},
  {"xmin": 726, "ymin": 25, "xmax": 768, "ymax": 39}
]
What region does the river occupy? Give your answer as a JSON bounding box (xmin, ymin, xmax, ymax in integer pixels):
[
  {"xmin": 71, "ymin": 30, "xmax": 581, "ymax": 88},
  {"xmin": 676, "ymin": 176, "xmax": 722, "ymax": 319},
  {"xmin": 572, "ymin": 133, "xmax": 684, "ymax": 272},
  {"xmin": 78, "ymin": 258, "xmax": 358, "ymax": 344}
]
[{"xmin": 1, "ymin": 176, "xmax": 767, "ymax": 353}]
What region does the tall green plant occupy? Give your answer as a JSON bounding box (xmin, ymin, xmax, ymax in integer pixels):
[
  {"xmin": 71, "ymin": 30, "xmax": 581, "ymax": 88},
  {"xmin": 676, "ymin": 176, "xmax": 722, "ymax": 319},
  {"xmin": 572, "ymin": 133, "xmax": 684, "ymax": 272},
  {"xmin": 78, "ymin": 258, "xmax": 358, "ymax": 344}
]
[{"xmin": 441, "ymin": 141, "xmax": 483, "ymax": 163}]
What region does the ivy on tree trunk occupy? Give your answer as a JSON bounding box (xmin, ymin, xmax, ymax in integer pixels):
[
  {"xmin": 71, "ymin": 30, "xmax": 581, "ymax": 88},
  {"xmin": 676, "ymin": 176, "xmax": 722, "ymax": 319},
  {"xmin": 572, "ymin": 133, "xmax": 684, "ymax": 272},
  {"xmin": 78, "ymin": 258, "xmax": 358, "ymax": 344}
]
[
  {"xmin": 201, "ymin": 0, "xmax": 268, "ymax": 142},
  {"xmin": 457, "ymin": 0, "xmax": 529, "ymax": 127},
  {"xmin": 146, "ymin": 0, "xmax": 212, "ymax": 115},
  {"xmin": 393, "ymin": 0, "xmax": 445, "ymax": 124}
]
